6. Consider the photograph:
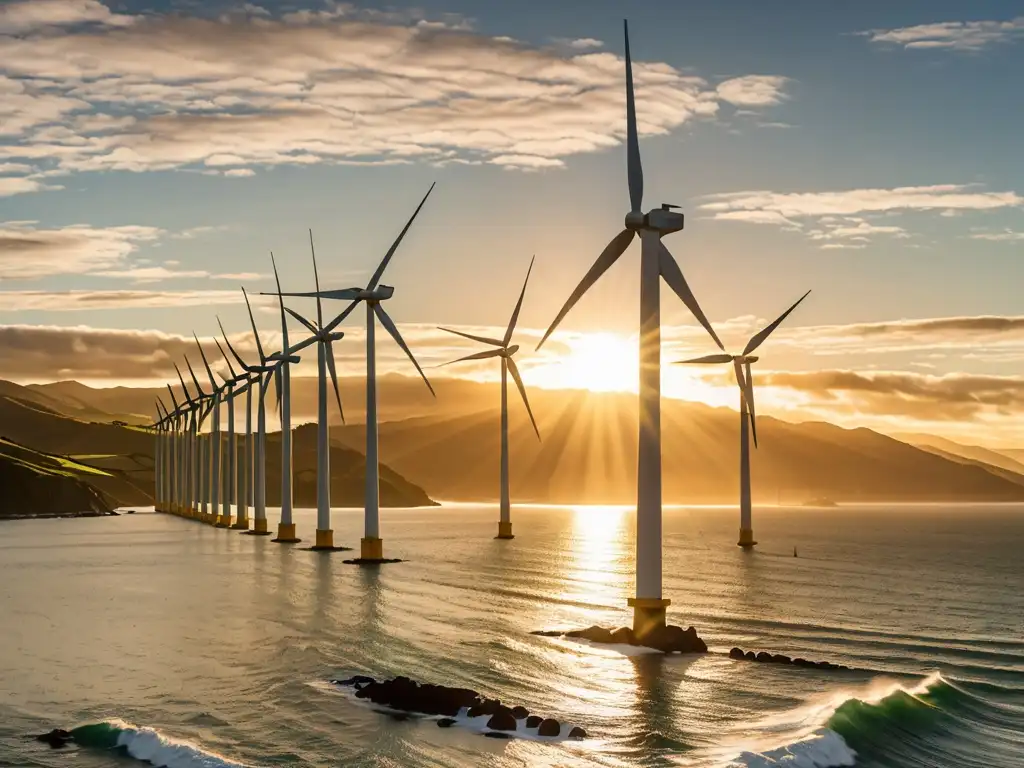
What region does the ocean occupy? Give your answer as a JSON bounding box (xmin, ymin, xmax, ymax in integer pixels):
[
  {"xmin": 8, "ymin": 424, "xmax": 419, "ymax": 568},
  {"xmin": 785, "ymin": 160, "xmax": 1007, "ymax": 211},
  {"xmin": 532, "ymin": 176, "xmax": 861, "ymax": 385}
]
[{"xmin": 1, "ymin": 503, "xmax": 1022, "ymax": 768}]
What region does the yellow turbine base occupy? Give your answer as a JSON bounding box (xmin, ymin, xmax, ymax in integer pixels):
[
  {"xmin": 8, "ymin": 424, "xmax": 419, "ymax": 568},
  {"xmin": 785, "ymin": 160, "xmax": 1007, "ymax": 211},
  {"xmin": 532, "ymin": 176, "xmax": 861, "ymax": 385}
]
[
  {"xmin": 496, "ymin": 521, "xmax": 514, "ymax": 539},
  {"xmin": 628, "ymin": 597, "xmax": 672, "ymax": 640},
  {"xmin": 231, "ymin": 517, "xmax": 249, "ymax": 530},
  {"xmin": 360, "ymin": 537, "xmax": 384, "ymax": 560},
  {"xmin": 215, "ymin": 515, "xmax": 231, "ymax": 528},
  {"xmin": 253, "ymin": 518, "xmax": 268, "ymax": 534},
  {"xmin": 315, "ymin": 529, "xmax": 334, "ymax": 548},
  {"xmin": 275, "ymin": 522, "xmax": 298, "ymax": 542},
  {"xmin": 738, "ymin": 529, "xmax": 757, "ymax": 548}
]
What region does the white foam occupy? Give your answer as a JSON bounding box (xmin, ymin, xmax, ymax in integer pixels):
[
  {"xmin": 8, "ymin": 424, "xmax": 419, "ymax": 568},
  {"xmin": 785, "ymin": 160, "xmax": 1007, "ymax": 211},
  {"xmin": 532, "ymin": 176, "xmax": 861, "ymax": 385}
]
[
  {"xmin": 724, "ymin": 728, "xmax": 856, "ymax": 768},
  {"xmin": 552, "ymin": 636, "xmax": 663, "ymax": 657},
  {"xmin": 112, "ymin": 721, "xmax": 248, "ymax": 768}
]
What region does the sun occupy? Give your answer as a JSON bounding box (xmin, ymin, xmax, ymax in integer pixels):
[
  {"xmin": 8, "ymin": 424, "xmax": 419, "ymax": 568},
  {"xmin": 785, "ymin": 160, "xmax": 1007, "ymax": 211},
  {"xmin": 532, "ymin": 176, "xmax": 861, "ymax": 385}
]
[{"xmin": 530, "ymin": 332, "xmax": 638, "ymax": 393}]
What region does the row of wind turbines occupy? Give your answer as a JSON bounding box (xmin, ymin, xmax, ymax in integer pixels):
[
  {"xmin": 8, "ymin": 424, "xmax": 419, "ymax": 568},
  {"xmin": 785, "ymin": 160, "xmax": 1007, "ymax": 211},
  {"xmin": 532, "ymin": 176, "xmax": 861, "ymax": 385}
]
[{"xmin": 152, "ymin": 20, "xmax": 810, "ymax": 636}]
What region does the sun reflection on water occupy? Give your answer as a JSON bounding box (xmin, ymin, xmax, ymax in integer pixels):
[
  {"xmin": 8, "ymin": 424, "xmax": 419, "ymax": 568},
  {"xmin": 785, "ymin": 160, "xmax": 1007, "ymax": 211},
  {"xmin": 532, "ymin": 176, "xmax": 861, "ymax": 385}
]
[{"xmin": 561, "ymin": 505, "xmax": 633, "ymax": 609}]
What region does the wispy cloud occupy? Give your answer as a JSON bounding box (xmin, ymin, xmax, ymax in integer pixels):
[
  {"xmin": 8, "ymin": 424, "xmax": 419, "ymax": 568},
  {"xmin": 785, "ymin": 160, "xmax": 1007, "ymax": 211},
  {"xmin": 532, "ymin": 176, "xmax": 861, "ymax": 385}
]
[
  {"xmin": 0, "ymin": 222, "xmax": 162, "ymax": 279},
  {"xmin": 970, "ymin": 229, "xmax": 1024, "ymax": 242},
  {"xmin": 862, "ymin": 17, "xmax": 1024, "ymax": 51},
  {"xmin": 0, "ymin": 2, "xmax": 788, "ymax": 194},
  {"xmin": 0, "ymin": 290, "xmax": 247, "ymax": 311},
  {"xmin": 700, "ymin": 184, "xmax": 1023, "ymax": 247}
]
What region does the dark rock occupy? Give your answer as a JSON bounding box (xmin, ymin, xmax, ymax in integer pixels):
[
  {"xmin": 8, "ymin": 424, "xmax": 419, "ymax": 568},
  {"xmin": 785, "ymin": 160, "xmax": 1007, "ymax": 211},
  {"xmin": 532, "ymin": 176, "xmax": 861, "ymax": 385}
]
[
  {"xmin": 744, "ymin": 651, "xmax": 757, "ymax": 661},
  {"xmin": 35, "ymin": 729, "xmax": 72, "ymax": 749},
  {"xmin": 755, "ymin": 652, "xmax": 774, "ymax": 663},
  {"xmin": 566, "ymin": 625, "xmax": 614, "ymax": 643},
  {"xmin": 772, "ymin": 654, "xmax": 792, "ymax": 665},
  {"xmin": 486, "ymin": 708, "xmax": 517, "ymax": 731},
  {"xmin": 437, "ymin": 718, "xmax": 457, "ymax": 728},
  {"xmin": 526, "ymin": 715, "xmax": 542, "ymax": 728},
  {"xmin": 610, "ymin": 627, "xmax": 635, "ymax": 645},
  {"xmin": 468, "ymin": 699, "xmax": 502, "ymax": 718},
  {"xmin": 568, "ymin": 726, "xmax": 588, "ymax": 739},
  {"xmin": 729, "ymin": 647, "xmax": 745, "ymax": 660},
  {"xmin": 511, "ymin": 706, "xmax": 529, "ymax": 719},
  {"xmin": 336, "ymin": 675, "xmax": 375, "ymax": 687},
  {"xmin": 793, "ymin": 658, "xmax": 810, "ymax": 667},
  {"xmin": 538, "ymin": 718, "xmax": 560, "ymax": 737},
  {"xmin": 484, "ymin": 732, "xmax": 511, "ymax": 739},
  {"xmin": 529, "ymin": 630, "xmax": 565, "ymax": 637},
  {"xmin": 639, "ymin": 624, "xmax": 708, "ymax": 654}
]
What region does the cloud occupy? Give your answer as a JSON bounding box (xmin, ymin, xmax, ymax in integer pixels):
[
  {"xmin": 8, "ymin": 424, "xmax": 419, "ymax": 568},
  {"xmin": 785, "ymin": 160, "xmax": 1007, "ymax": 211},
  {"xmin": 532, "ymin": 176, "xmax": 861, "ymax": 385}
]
[
  {"xmin": 0, "ymin": 5, "xmax": 787, "ymax": 188},
  {"xmin": 0, "ymin": 222, "xmax": 162, "ymax": 279},
  {"xmin": 0, "ymin": 290, "xmax": 247, "ymax": 311},
  {"xmin": 701, "ymin": 184, "xmax": 1023, "ymax": 247},
  {"xmin": 862, "ymin": 17, "xmax": 1024, "ymax": 51},
  {"xmin": 716, "ymin": 75, "xmax": 789, "ymax": 107},
  {"xmin": 554, "ymin": 37, "xmax": 604, "ymax": 50},
  {"xmin": 0, "ymin": 0, "xmax": 134, "ymax": 33},
  {"xmin": 971, "ymin": 229, "xmax": 1024, "ymax": 242}
]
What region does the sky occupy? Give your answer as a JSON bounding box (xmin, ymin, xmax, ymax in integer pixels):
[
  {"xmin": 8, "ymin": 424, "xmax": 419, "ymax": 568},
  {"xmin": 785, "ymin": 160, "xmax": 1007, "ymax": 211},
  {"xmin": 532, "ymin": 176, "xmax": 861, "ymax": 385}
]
[{"xmin": 1, "ymin": 0, "xmax": 1023, "ymax": 446}]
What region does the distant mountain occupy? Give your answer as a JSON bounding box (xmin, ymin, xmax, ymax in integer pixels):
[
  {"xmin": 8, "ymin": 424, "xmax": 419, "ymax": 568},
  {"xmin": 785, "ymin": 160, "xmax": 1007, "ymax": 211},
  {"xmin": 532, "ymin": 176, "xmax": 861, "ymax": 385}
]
[
  {"xmin": 21, "ymin": 376, "xmax": 1024, "ymax": 505},
  {"xmin": 0, "ymin": 437, "xmax": 113, "ymax": 519},
  {"xmin": 893, "ymin": 432, "xmax": 1024, "ymax": 477},
  {"xmin": 0, "ymin": 380, "xmax": 435, "ymax": 513}
]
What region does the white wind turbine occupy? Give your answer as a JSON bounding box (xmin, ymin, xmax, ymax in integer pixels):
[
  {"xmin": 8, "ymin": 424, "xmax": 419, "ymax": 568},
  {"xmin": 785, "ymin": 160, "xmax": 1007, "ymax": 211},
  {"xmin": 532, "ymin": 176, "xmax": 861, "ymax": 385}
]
[
  {"xmin": 438, "ymin": 257, "xmax": 540, "ymax": 540},
  {"xmin": 153, "ymin": 399, "xmax": 171, "ymax": 513},
  {"xmin": 269, "ymin": 233, "xmax": 359, "ymax": 551},
  {"xmin": 677, "ymin": 291, "xmax": 810, "ymax": 548},
  {"xmin": 269, "ymin": 183, "xmax": 436, "ymax": 562},
  {"xmin": 194, "ymin": 334, "xmax": 229, "ymax": 527},
  {"xmin": 213, "ymin": 337, "xmax": 252, "ymax": 529},
  {"xmin": 174, "ymin": 361, "xmax": 203, "ymax": 519},
  {"xmin": 535, "ymin": 20, "xmax": 725, "ymax": 639},
  {"xmin": 163, "ymin": 385, "xmax": 185, "ymax": 516},
  {"xmin": 184, "ymin": 355, "xmax": 216, "ymax": 523}
]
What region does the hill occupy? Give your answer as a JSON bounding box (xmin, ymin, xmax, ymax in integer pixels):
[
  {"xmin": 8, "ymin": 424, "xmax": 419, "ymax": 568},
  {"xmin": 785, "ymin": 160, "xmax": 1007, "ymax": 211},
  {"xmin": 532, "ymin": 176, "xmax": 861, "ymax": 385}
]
[
  {"xmin": 0, "ymin": 437, "xmax": 114, "ymax": 519},
  {"xmin": 21, "ymin": 376, "xmax": 1024, "ymax": 505},
  {"xmin": 892, "ymin": 432, "xmax": 1024, "ymax": 477},
  {"xmin": 0, "ymin": 382, "xmax": 435, "ymax": 512}
]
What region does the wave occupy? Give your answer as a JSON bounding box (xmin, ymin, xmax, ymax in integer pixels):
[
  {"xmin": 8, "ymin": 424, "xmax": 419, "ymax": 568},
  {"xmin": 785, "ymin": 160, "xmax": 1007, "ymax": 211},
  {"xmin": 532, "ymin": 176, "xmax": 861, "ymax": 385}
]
[
  {"xmin": 70, "ymin": 720, "xmax": 248, "ymax": 768},
  {"xmin": 719, "ymin": 673, "xmax": 1024, "ymax": 768}
]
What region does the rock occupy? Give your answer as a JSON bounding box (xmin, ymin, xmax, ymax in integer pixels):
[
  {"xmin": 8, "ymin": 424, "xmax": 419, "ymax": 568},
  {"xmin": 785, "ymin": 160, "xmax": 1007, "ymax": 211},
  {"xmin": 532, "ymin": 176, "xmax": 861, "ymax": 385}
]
[
  {"xmin": 35, "ymin": 729, "xmax": 72, "ymax": 748},
  {"xmin": 336, "ymin": 675, "xmax": 375, "ymax": 687},
  {"xmin": 772, "ymin": 654, "xmax": 792, "ymax": 665},
  {"xmin": 568, "ymin": 726, "xmax": 588, "ymax": 739},
  {"xmin": 610, "ymin": 627, "xmax": 635, "ymax": 645},
  {"xmin": 538, "ymin": 718, "xmax": 561, "ymax": 737},
  {"xmin": 526, "ymin": 715, "xmax": 542, "ymax": 728},
  {"xmin": 511, "ymin": 706, "xmax": 529, "ymax": 719},
  {"xmin": 529, "ymin": 630, "xmax": 565, "ymax": 637},
  {"xmin": 437, "ymin": 718, "xmax": 457, "ymax": 728},
  {"xmin": 484, "ymin": 732, "xmax": 511, "ymax": 739},
  {"xmin": 793, "ymin": 658, "xmax": 810, "ymax": 667},
  {"xmin": 755, "ymin": 651, "xmax": 774, "ymax": 663},
  {"xmin": 729, "ymin": 647, "xmax": 745, "ymax": 660},
  {"xmin": 566, "ymin": 625, "xmax": 614, "ymax": 643},
  {"xmin": 639, "ymin": 624, "xmax": 708, "ymax": 654},
  {"xmin": 486, "ymin": 708, "xmax": 517, "ymax": 731},
  {"xmin": 744, "ymin": 651, "xmax": 757, "ymax": 661},
  {"xmin": 467, "ymin": 699, "xmax": 502, "ymax": 718}
]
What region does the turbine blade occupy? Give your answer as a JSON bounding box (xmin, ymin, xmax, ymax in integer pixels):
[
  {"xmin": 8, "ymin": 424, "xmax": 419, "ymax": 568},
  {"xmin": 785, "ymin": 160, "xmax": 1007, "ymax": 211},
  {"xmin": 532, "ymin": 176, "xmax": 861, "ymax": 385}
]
[
  {"xmin": 166, "ymin": 383, "xmax": 179, "ymax": 410},
  {"xmin": 624, "ymin": 19, "xmax": 643, "ymax": 214},
  {"xmin": 676, "ymin": 354, "xmax": 733, "ymax": 365},
  {"xmin": 438, "ymin": 326, "xmax": 503, "ymax": 347},
  {"xmin": 270, "ymin": 288, "xmax": 363, "ymax": 301},
  {"xmin": 324, "ymin": 339, "xmax": 345, "ymax": 424},
  {"xmin": 503, "ymin": 255, "xmax": 535, "ymax": 347},
  {"xmin": 506, "ymin": 356, "xmax": 540, "ymax": 440},
  {"xmin": 438, "ymin": 348, "xmax": 504, "ymax": 367},
  {"xmin": 185, "ymin": 356, "xmax": 205, "ymax": 396},
  {"xmin": 260, "ymin": 369, "xmax": 274, "ymax": 401},
  {"xmin": 536, "ymin": 228, "xmax": 635, "ymax": 350},
  {"xmin": 323, "ymin": 298, "xmax": 361, "ymax": 334},
  {"xmin": 743, "ymin": 289, "xmax": 812, "ymax": 356},
  {"xmin": 218, "ymin": 316, "xmax": 249, "ymax": 370},
  {"xmin": 271, "ymin": 252, "xmax": 289, "ymax": 346},
  {"xmin": 657, "ymin": 241, "xmax": 725, "ymax": 351},
  {"xmin": 744, "ymin": 361, "xmax": 758, "ymax": 449},
  {"xmin": 374, "ymin": 304, "xmax": 435, "ymax": 396},
  {"xmin": 173, "ymin": 362, "xmax": 194, "ymax": 404},
  {"xmin": 367, "ymin": 182, "xmax": 435, "ymax": 290},
  {"xmin": 194, "ymin": 332, "xmax": 218, "ymax": 388},
  {"xmin": 213, "ymin": 337, "xmax": 238, "ymax": 380},
  {"xmin": 242, "ymin": 287, "xmax": 266, "ymax": 363},
  {"xmin": 309, "ymin": 229, "xmax": 324, "ymax": 330},
  {"xmin": 285, "ymin": 306, "xmax": 318, "ymax": 336}
]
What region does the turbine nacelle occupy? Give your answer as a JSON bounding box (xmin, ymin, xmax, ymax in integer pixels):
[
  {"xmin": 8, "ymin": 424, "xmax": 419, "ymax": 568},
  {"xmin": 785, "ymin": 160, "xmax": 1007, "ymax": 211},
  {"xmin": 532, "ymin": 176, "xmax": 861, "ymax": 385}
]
[
  {"xmin": 365, "ymin": 285, "xmax": 394, "ymax": 302},
  {"xmin": 267, "ymin": 352, "xmax": 301, "ymax": 365},
  {"xmin": 503, "ymin": 344, "xmax": 520, "ymax": 357},
  {"xmin": 626, "ymin": 204, "xmax": 685, "ymax": 235}
]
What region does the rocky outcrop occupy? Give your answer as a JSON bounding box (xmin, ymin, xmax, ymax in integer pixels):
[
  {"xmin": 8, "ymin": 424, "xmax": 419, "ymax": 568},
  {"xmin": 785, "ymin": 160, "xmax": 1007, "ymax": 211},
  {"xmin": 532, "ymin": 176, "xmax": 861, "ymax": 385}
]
[
  {"xmin": 729, "ymin": 647, "xmax": 850, "ymax": 671},
  {"xmin": 34, "ymin": 729, "xmax": 73, "ymax": 749},
  {"xmin": 532, "ymin": 624, "xmax": 708, "ymax": 654},
  {"xmin": 331, "ymin": 675, "xmax": 587, "ymax": 739}
]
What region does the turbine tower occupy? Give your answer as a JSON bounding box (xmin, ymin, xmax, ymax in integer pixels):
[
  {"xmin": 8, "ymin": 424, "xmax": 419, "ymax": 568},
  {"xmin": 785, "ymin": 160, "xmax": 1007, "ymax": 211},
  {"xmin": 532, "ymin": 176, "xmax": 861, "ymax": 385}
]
[
  {"xmin": 439, "ymin": 257, "xmax": 540, "ymax": 540},
  {"xmin": 267, "ymin": 184, "xmax": 436, "ymax": 562},
  {"xmin": 164, "ymin": 385, "xmax": 184, "ymax": 516},
  {"xmin": 174, "ymin": 363, "xmax": 201, "ymax": 519},
  {"xmin": 185, "ymin": 356, "xmax": 213, "ymax": 523},
  {"xmin": 535, "ymin": 20, "xmax": 724, "ymax": 639},
  {"xmin": 153, "ymin": 399, "xmax": 169, "ymax": 513},
  {"xmin": 677, "ymin": 291, "xmax": 810, "ymax": 548},
  {"xmin": 271, "ymin": 232, "xmax": 358, "ymax": 550},
  {"xmin": 195, "ymin": 334, "xmax": 226, "ymax": 527},
  {"xmin": 213, "ymin": 338, "xmax": 249, "ymax": 529}
]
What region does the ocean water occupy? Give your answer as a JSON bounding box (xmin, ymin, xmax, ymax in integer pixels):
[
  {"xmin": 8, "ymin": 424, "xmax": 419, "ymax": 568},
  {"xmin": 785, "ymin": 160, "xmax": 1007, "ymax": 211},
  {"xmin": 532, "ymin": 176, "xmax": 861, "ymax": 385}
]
[{"xmin": 1, "ymin": 503, "xmax": 1022, "ymax": 768}]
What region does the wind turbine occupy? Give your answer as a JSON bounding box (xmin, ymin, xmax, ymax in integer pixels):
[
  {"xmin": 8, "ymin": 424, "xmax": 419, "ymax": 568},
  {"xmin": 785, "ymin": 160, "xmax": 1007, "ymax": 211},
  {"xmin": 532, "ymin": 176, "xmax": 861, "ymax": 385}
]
[
  {"xmin": 184, "ymin": 355, "xmax": 214, "ymax": 523},
  {"xmin": 270, "ymin": 233, "xmax": 358, "ymax": 550},
  {"xmin": 677, "ymin": 291, "xmax": 810, "ymax": 548},
  {"xmin": 267, "ymin": 183, "xmax": 436, "ymax": 562},
  {"xmin": 194, "ymin": 334, "xmax": 227, "ymax": 527},
  {"xmin": 153, "ymin": 399, "xmax": 170, "ymax": 513},
  {"xmin": 164, "ymin": 385, "xmax": 184, "ymax": 516},
  {"xmin": 438, "ymin": 257, "xmax": 540, "ymax": 540},
  {"xmin": 174, "ymin": 362, "xmax": 203, "ymax": 520},
  {"xmin": 535, "ymin": 21, "xmax": 725, "ymax": 640},
  {"xmin": 213, "ymin": 338, "xmax": 249, "ymax": 529}
]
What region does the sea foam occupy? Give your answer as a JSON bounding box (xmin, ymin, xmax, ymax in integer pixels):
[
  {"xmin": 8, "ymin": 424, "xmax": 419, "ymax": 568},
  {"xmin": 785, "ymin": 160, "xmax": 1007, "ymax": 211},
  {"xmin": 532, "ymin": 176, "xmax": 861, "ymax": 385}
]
[{"xmin": 70, "ymin": 719, "xmax": 248, "ymax": 768}]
